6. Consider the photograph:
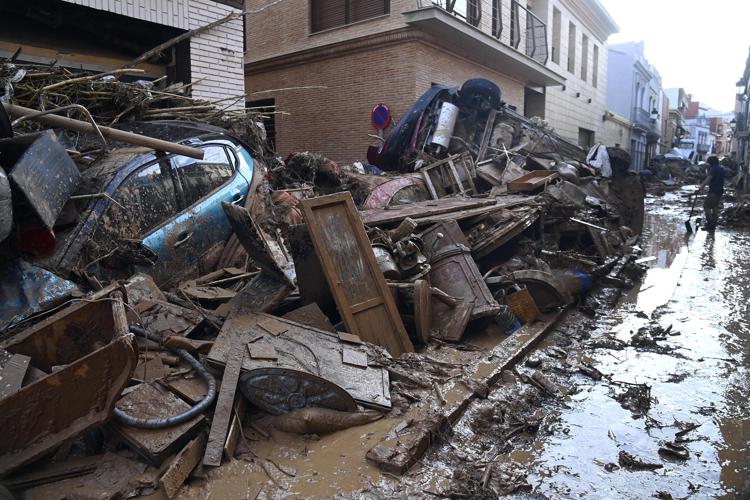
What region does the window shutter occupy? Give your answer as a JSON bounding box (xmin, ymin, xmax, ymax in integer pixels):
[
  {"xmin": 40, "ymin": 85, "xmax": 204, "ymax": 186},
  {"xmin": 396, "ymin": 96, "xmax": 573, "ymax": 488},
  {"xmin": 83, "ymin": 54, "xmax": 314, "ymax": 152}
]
[
  {"xmin": 350, "ymin": 0, "xmax": 388, "ymax": 22},
  {"xmin": 311, "ymin": 0, "xmax": 346, "ymax": 32}
]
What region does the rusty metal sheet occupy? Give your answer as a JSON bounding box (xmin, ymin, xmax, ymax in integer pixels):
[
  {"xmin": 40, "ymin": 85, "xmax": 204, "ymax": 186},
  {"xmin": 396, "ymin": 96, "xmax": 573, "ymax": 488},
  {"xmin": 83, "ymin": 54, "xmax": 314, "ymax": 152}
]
[
  {"xmin": 3, "ymin": 130, "xmax": 80, "ymax": 229},
  {"xmin": 0, "ymin": 295, "xmax": 137, "ymax": 474},
  {"xmin": 301, "ymin": 192, "xmax": 413, "ymax": 356},
  {"xmin": 207, "ymin": 313, "xmax": 391, "ymax": 410}
]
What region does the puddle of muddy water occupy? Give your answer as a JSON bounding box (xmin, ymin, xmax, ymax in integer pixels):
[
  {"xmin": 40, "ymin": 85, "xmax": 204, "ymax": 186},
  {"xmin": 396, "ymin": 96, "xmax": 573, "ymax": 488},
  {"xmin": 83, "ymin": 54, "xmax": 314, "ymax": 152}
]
[{"xmin": 520, "ymin": 190, "xmax": 750, "ymax": 499}]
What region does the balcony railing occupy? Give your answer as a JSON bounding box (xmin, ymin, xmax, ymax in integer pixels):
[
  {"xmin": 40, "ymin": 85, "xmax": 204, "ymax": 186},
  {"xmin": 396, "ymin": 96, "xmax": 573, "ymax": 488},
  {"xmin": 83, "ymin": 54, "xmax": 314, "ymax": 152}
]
[
  {"xmin": 696, "ymin": 143, "xmax": 710, "ymax": 154},
  {"xmin": 737, "ymin": 112, "xmax": 748, "ymax": 132},
  {"xmin": 417, "ymin": 0, "xmax": 548, "ymax": 65},
  {"xmin": 632, "ymin": 107, "xmax": 659, "ymax": 135}
]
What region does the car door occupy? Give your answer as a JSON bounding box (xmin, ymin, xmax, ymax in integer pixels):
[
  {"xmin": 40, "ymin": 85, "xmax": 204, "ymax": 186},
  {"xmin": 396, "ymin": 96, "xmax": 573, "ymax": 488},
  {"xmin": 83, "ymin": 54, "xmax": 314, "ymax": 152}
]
[
  {"xmin": 87, "ymin": 156, "xmax": 192, "ymax": 286},
  {"xmin": 163, "ymin": 143, "xmax": 251, "ymax": 280}
]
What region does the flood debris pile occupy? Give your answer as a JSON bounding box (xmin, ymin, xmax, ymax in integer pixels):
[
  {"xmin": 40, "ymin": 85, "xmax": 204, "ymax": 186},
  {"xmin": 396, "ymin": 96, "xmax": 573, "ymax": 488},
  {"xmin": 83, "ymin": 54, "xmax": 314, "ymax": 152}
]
[
  {"xmin": 1, "ymin": 59, "xmax": 268, "ymax": 156},
  {"xmin": 0, "ymin": 77, "xmax": 647, "ymax": 498}
]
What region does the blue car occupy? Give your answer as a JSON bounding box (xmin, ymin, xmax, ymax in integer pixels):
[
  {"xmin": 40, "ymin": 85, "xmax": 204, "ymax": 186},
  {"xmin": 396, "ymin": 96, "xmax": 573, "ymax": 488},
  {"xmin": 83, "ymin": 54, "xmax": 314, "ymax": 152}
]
[{"xmin": 25, "ymin": 121, "xmax": 257, "ymax": 288}]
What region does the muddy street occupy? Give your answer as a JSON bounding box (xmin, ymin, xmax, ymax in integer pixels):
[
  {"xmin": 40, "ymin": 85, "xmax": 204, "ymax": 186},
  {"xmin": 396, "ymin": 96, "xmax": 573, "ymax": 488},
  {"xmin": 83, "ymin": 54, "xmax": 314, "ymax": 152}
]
[{"xmin": 517, "ymin": 189, "xmax": 750, "ymax": 499}]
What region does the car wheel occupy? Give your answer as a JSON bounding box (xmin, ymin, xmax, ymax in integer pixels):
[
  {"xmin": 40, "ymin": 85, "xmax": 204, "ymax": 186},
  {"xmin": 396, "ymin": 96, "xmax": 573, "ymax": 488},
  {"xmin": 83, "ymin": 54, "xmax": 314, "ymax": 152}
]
[{"xmin": 458, "ymin": 78, "xmax": 502, "ymax": 111}]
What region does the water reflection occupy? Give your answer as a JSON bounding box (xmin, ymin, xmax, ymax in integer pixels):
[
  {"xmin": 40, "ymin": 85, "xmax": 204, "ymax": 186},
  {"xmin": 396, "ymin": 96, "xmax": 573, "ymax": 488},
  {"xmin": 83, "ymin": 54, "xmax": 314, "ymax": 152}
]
[{"xmin": 524, "ymin": 192, "xmax": 750, "ymax": 499}]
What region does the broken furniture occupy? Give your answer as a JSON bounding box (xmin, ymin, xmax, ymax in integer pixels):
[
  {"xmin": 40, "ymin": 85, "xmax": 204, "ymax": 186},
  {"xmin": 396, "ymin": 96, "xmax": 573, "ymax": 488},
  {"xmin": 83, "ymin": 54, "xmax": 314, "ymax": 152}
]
[
  {"xmin": 0, "ymin": 293, "xmax": 137, "ymax": 474},
  {"xmin": 418, "ymin": 153, "xmax": 477, "ymax": 199},
  {"xmin": 301, "ymin": 192, "xmax": 413, "ymax": 356}
]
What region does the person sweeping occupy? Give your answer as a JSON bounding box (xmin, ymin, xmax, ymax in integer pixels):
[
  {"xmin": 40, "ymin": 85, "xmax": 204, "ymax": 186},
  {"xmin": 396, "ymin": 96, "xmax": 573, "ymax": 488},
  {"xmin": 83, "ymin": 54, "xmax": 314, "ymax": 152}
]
[{"xmin": 698, "ymin": 156, "xmax": 725, "ymax": 231}]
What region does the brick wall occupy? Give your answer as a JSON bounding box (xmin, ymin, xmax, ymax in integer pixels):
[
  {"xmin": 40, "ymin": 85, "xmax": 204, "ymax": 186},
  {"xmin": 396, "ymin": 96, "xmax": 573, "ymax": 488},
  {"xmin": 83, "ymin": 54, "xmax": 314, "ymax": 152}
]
[
  {"xmin": 246, "ymin": 39, "xmax": 526, "ymax": 164},
  {"xmin": 61, "ymin": 0, "xmax": 245, "ymax": 108}
]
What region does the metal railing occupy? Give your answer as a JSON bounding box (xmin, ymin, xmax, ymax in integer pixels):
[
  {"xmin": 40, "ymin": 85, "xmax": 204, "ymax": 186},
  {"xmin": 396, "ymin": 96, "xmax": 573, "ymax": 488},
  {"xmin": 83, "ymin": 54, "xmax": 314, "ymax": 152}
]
[
  {"xmin": 417, "ymin": 0, "xmax": 548, "ymax": 64},
  {"xmin": 736, "ymin": 112, "xmax": 748, "ymax": 132},
  {"xmin": 632, "ymin": 106, "xmax": 659, "ymax": 134}
]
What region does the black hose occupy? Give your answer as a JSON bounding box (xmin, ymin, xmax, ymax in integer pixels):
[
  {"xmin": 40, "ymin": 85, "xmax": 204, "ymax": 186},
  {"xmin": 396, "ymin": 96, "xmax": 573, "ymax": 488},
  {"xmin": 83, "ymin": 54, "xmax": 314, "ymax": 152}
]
[{"xmin": 113, "ymin": 325, "xmax": 217, "ymax": 429}]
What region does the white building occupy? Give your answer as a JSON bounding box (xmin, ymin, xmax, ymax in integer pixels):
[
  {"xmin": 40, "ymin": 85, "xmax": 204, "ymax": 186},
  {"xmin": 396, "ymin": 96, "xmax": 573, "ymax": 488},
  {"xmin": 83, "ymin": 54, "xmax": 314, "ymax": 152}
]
[
  {"xmin": 526, "ymin": 0, "xmax": 619, "ymax": 148},
  {"xmin": 606, "ymin": 42, "xmax": 664, "ymax": 172},
  {"xmin": 0, "ymin": 0, "xmax": 245, "ymax": 107}
]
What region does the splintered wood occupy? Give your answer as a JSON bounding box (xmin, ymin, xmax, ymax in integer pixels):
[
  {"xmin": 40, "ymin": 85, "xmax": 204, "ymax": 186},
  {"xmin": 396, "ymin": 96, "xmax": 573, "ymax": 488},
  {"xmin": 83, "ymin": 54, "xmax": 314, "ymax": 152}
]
[{"xmin": 203, "ymin": 343, "xmax": 245, "ymax": 467}]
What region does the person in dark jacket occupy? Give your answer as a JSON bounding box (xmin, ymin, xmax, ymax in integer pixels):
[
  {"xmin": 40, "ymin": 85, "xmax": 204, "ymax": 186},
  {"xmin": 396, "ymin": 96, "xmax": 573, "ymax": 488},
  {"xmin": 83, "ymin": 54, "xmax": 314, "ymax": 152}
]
[{"xmin": 699, "ymin": 156, "xmax": 725, "ymax": 231}]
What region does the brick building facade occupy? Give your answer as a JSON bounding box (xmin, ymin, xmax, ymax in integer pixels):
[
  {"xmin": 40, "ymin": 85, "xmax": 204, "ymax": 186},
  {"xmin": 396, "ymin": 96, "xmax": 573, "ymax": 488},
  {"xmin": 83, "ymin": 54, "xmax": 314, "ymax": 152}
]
[
  {"xmin": 245, "ymin": 0, "xmax": 566, "ymax": 164},
  {"xmin": 245, "ymin": 0, "xmax": 617, "ymax": 163}
]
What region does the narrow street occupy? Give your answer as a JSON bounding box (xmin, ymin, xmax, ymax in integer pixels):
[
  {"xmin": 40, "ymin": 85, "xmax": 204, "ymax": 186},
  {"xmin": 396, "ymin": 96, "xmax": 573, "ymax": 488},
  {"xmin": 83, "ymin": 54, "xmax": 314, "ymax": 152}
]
[{"xmin": 521, "ymin": 189, "xmax": 750, "ymax": 499}]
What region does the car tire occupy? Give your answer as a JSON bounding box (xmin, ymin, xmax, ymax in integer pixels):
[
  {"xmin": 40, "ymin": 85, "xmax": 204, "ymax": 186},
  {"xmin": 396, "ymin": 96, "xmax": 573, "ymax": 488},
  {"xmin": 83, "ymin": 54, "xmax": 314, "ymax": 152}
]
[{"xmin": 458, "ymin": 78, "xmax": 502, "ymax": 111}]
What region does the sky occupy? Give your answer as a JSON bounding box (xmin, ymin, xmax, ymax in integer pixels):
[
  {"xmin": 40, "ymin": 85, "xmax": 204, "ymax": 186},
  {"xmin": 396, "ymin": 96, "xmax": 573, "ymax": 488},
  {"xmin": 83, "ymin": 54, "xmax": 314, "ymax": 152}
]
[{"xmin": 599, "ymin": 0, "xmax": 750, "ymax": 112}]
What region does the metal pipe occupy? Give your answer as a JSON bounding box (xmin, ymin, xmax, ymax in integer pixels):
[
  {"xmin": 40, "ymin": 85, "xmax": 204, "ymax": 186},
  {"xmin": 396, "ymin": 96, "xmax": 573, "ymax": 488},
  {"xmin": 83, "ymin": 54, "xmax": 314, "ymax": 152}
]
[
  {"xmin": 2, "ymin": 102, "xmax": 205, "ymax": 159},
  {"xmin": 113, "ymin": 325, "xmax": 217, "ymax": 429},
  {"xmin": 11, "ymin": 104, "xmax": 108, "ymax": 152}
]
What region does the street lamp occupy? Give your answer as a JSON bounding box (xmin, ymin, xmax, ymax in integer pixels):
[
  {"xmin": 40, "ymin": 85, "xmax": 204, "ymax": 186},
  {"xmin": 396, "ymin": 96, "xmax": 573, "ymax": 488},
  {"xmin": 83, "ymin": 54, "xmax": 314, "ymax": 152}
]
[
  {"xmin": 737, "ymin": 80, "xmax": 747, "ymax": 100},
  {"xmin": 730, "ymin": 118, "xmax": 737, "ymax": 132}
]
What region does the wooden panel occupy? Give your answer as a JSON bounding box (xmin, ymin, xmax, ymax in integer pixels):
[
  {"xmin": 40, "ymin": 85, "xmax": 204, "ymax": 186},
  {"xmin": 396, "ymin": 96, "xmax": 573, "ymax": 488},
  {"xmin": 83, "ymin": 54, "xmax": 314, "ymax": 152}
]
[
  {"xmin": 203, "ymin": 343, "xmax": 244, "ymax": 467},
  {"xmin": 359, "ymin": 197, "xmax": 497, "ymax": 226},
  {"xmin": 301, "ymin": 193, "xmax": 413, "ymax": 356}
]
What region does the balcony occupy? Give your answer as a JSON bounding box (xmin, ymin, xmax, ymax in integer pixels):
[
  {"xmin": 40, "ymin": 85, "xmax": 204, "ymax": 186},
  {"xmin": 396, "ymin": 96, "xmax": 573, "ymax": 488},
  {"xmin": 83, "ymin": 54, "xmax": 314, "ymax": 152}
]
[
  {"xmin": 405, "ymin": 0, "xmax": 563, "ymax": 86},
  {"xmin": 736, "ymin": 112, "xmax": 749, "ymax": 134},
  {"xmin": 632, "ymin": 106, "xmax": 659, "ymax": 138},
  {"xmin": 696, "ymin": 143, "xmax": 710, "ymax": 154}
]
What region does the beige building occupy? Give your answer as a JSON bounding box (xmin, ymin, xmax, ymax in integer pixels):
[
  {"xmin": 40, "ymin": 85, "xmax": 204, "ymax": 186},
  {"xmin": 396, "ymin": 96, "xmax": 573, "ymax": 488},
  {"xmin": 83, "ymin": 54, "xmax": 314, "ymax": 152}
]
[
  {"xmin": 529, "ymin": 0, "xmax": 619, "ymax": 148},
  {"xmin": 601, "ymin": 110, "xmax": 631, "ymax": 149}
]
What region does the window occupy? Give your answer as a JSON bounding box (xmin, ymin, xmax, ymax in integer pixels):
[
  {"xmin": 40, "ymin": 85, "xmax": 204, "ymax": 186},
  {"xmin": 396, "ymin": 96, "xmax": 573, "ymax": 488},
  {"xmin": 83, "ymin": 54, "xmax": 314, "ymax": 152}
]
[
  {"xmin": 581, "ymin": 34, "xmax": 589, "ymax": 81},
  {"xmin": 492, "ymin": 0, "xmax": 503, "ymax": 38},
  {"xmin": 467, "ymin": 0, "xmax": 481, "ymax": 27},
  {"xmin": 100, "ymin": 160, "xmax": 180, "ymax": 240},
  {"xmin": 172, "ymin": 146, "xmax": 234, "ymax": 206},
  {"xmin": 578, "ymin": 127, "xmax": 594, "ymax": 148},
  {"xmin": 567, "ymin": 22, "xmax": 576, "ymax": 73},
  {"xmin": 510, "ymin": 0, "xmax": 521, "ymax": 48},
  {"xmin": 592, "ymin": 44, "xmax": 599, "ymax": 87},
  {"xmin": 310, "ymin": 0, "xmax": 389, "ymax": 33},
  {"xmin": 551, "ymin": 8, "xmax": 561, "ymax": 64}
]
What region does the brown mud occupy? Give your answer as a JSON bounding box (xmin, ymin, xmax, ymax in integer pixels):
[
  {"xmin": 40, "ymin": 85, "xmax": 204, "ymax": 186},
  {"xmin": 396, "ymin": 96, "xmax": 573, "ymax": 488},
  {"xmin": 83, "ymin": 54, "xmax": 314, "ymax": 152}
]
[{"xmin": 179, "ymin": 188, "xmax": 750, "ymax": 499}]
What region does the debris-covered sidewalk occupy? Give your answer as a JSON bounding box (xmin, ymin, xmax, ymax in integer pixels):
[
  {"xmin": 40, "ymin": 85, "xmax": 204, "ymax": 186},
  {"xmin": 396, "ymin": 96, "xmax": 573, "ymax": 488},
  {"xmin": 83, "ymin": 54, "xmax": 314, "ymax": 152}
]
[{"xmin": 0, "ymin": 67, "xmax": 648, "ymax": 499}]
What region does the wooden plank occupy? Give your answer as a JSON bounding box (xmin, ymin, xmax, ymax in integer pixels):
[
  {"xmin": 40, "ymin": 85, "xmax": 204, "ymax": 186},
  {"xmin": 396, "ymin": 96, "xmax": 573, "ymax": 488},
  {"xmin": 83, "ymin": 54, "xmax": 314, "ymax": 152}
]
[
  {"xmin": 367, "ymin": 311, "xmax": 564, "ymax": 474},
  {"xmin": 477, "ymin": 109, "xmax": 498, "ymax": 162},
  {"xmin": 359, "ymin": 197, "xmax": 497, "ymax": 226},
  {"xmin": 282, "ymin": 303, "xmax": 336, "ymax": 333},
  {"xmin": 160, "ymin": 433, "xmax": 207, "ymax": 499},
  {"xmin": 203, "ymin": 343, "xmax": 244, "ymax": 467},
  {"xmin": 301, "ymin": 193, "xmax": 413, "ymax": 356},
  {"xmin": 422, "ymin": 170, "xmax": 439, "ymax": 200},
  {"xmin": 111, "ymin": 383, "xmax": 204, "ymax": 466},
  {"xmin": 224, "ymin": 398, "xmax": 246, "ymax": 461}
]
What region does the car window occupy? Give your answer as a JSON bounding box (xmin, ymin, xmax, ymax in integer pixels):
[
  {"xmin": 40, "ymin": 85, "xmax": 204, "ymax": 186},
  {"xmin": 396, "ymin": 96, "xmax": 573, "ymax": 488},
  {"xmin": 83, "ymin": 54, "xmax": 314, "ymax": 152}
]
[
  {"xmin": 97, "ymin": 159, "xmax": 180, "ymax": 240},
  {"xmin": 172, "ymin": 146, "xmax": 234, "ymax": 206}
]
